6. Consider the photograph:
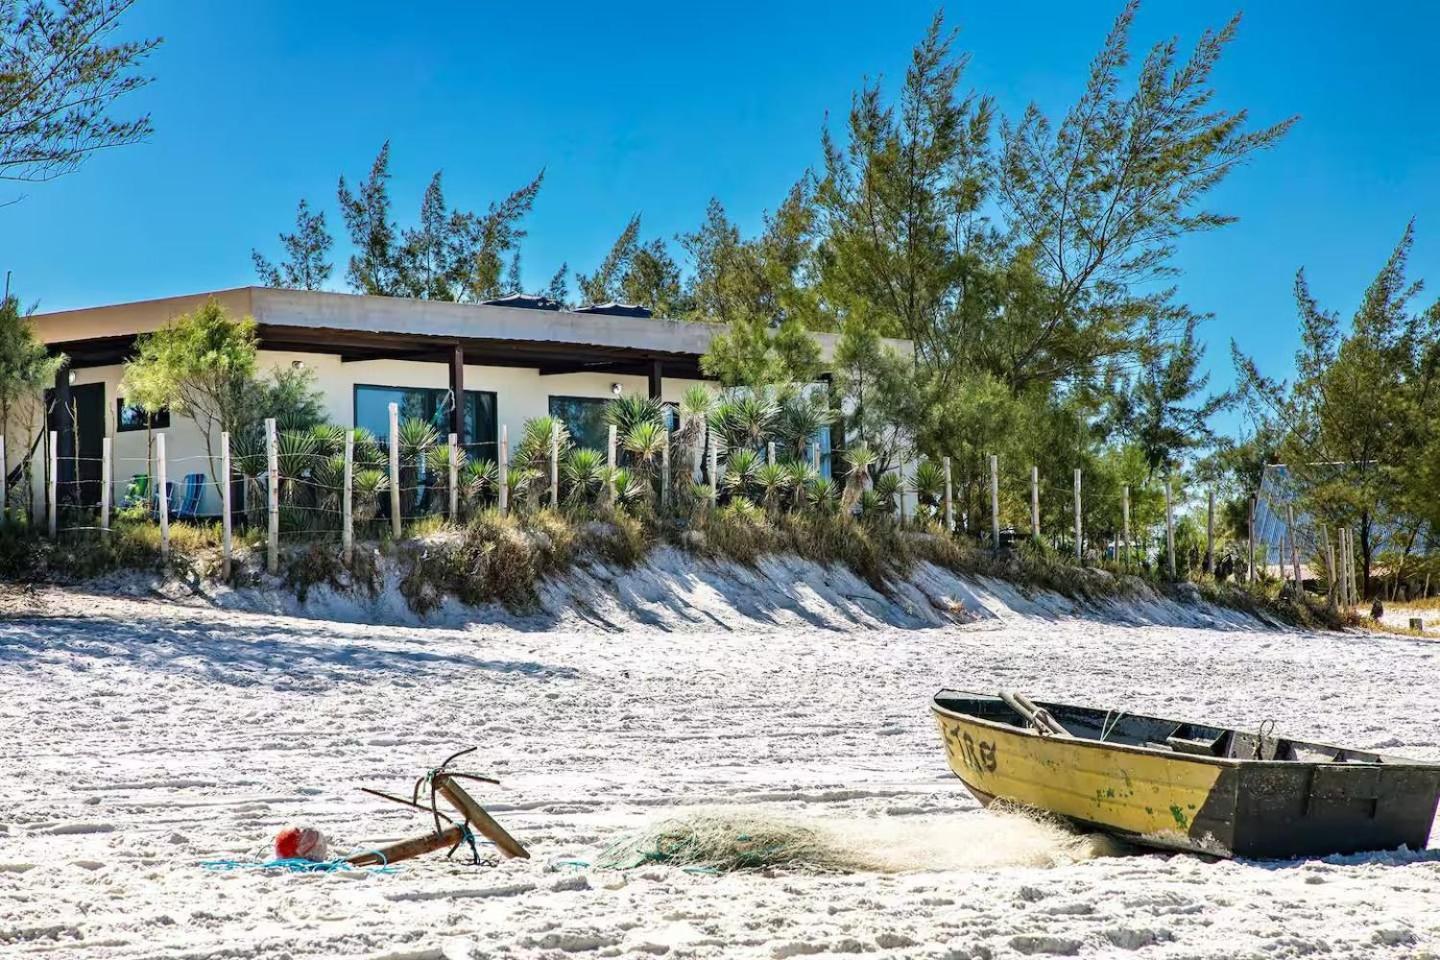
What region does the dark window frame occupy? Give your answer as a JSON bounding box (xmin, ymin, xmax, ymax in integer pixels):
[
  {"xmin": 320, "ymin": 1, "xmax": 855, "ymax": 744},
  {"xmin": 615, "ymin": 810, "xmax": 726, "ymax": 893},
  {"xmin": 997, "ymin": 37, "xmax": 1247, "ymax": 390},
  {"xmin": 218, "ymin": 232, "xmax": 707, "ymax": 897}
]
[
  {"xmin": 351, "ymin": 383, "xmax": 497, "ymax": 454},
  {"xmin": 116, "ymin": 399, "xmax": 170, "ymax": 432},
  {"xmin": 548, "ymin": 394, "xmax": 612, "ymax": 452}
]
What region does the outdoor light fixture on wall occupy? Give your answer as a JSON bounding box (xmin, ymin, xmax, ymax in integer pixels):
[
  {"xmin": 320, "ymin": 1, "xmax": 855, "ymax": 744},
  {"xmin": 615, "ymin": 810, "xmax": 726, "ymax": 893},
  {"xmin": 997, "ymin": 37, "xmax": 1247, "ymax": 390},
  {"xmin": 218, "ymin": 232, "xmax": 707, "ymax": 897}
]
[
  {"xmin": 291, "ymin": 360, "xmax": 306, "ymax": 370},
  {"xmin": 611, "ymin": 382, "xmax": 623, "ymax": 396}
]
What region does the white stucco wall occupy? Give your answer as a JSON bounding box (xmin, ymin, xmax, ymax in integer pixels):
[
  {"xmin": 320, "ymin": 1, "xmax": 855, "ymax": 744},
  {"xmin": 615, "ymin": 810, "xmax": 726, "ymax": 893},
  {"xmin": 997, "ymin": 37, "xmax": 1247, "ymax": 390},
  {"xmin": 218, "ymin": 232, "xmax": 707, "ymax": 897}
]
[{"xmin": 18, "ymin": 351, "xmax": 705, "ymax": 518}]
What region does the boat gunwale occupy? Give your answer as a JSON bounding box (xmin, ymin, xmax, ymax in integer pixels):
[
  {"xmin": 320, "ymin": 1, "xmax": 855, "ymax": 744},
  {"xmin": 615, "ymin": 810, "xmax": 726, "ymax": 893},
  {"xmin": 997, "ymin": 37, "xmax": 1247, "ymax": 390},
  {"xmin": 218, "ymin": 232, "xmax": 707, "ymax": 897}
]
[{"xmin": 931, "ymin": 690, "xmax": 1440, "ymax": 771}]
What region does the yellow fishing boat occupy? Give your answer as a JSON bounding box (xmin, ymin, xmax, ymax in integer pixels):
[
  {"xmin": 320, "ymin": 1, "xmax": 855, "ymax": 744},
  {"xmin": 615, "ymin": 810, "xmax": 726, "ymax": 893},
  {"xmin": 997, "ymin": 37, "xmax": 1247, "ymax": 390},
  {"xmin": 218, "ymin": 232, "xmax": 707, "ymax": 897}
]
[{"xmin": 932, "ymin": 690, "xmax": 1440, "ymax": 859}]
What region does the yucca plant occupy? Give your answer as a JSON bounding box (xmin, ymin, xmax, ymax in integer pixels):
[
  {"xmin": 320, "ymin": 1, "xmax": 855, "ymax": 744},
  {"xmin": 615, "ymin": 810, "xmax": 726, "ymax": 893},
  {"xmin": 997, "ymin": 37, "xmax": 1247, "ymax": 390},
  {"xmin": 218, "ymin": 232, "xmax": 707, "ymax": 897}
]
[
  {"xmin": 711, "ymin": 393, "xmax": 779, "ymax": 451},
  {"xmin": 276, "ymin": 430, "xmax": 320, "ymax": 509},
  {"xmin": 351, "ymin": 469, "xmax": 389, "ymax": 525},
  {"xmin": 857, "ymin": 488, "xmax": 884, "ymax": 519},
  {"xmin": 785, "ymin": 462, "xmax": 818, "ymax": 511},
  {"xmin": 563, "ymin": 448, "xmax": 606, "ymax": 506},
  {"xmin": 421, "ymin": 441, "xmax": 468, "ymax": 516},
  {"xmin": 461, "ymin": 458, "xmax": 498, "ymax": 510},
  {"xmin": 719, "ymin": 496, "xmax": 765, "ymax": 524},
  {"xmin": 841, "ymin": 445, "xmax": 877, "ymax": 507},
  {"xmin": 507, "ymin": 466, "xmax": 541, "ymax": 512},
  {"xmin": 397, "ymin": 417, "xmax": 439, "ymax": 463},
  {"xmin": 807, "ymin": 475, "xmax": 839, "ymax": 513},
  {"xmin": 605, "ymin": 394, "xmax": 665, "ymax": 437},
  {"xmin": 623, "ymin": 421, "xmax": 668, "ymax": 492},
  {"xmin": 873, "ymin": 471, "xmax": 902, "ymax": 516},
  {"xmin": 676, "ymin": 385, "xmax": 714, "ymax": 485},
  {"xmin": 610, "ymin": 467, "xmax": 646, "ymax": 506},
  {"xmin": 776, "ymin": 392, "xmax": 834, "ymax": 461},
  {"xmin": 911, "ymin": 459, "xmax": 946, "ymax": 514},
  {"xmin": 308, "ymin": 424, "xmax": 346, "ymax": 458},
  {"xmin": 350, "ymin": 427, "xmax": 386, "ymax": 470},
  {"xmin": 753, "ymin": 462, "xmax": 792, "ymax": 514},
  {"xmin": 393, "ymin": 417, "xmax": 440, "ymax": 517},
  {"xmin": 516, "ymin": 416, "xmax": 572, "ymax": 507},
  {"xmin": 720, "ymin": 448, "xmax": 761, "ymax": 500}
]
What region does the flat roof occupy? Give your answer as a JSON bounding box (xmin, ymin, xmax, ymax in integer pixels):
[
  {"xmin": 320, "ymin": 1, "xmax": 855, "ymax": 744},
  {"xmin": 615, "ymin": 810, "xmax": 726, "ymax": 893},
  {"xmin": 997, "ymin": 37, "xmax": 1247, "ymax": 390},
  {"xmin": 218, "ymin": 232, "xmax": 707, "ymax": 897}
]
[{"xmin": 33, "ymin": 287, "xmax": 912, "ymax": 378}]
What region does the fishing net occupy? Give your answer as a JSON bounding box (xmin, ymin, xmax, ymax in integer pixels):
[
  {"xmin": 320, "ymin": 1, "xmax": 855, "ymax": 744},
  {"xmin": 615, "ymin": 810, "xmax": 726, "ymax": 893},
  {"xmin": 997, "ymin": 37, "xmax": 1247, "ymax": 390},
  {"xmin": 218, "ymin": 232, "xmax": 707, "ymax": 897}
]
[{"xmin": 593, "ymin": 805, "xmax": 1120, "ymax": 875}]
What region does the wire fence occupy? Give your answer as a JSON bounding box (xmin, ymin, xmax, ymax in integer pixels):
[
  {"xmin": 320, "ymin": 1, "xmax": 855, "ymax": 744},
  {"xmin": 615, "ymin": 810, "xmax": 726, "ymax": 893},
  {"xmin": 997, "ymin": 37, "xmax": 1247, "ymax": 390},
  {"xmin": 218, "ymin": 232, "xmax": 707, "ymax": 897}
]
[{"xmin": 0, "ymin": 415, "xmax": 1398, "ymax": 604}]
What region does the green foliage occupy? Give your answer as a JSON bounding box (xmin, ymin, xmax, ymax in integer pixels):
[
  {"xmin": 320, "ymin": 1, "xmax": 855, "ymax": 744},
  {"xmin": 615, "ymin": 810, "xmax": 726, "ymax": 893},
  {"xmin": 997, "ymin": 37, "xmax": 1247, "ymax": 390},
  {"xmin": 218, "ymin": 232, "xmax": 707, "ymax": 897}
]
[
  {"xmin": 336, "ymin": 142, "xmax": 545, "ymax": 301},
  {"xmin": 122, "ymin": 299, "xmax": 259, "ymax": 497},
  {"xmin": 0, "ymin": 295, "xmax": 65, "ymax": 457},
  {"xmin": 252, "ymin": 198, "xmax": 333, "ymax": 290},
  {"xmin": 1235, "ymin": 223, "xmax": 1440, "ymax": 592},
  {"xmin": 0, "ymin": 0, "xmax": 159, "ymax": 190}
]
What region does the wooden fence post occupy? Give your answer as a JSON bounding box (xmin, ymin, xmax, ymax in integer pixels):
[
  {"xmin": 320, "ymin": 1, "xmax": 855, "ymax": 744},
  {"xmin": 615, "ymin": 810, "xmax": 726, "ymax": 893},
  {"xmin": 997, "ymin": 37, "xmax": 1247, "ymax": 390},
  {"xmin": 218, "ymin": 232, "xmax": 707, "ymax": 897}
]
[
  {"xmin": 156, "ymin": 432, "xmax": 170, "ymax": 561},
  {"xmin": 551, "ymin": 420, "xmax": 563, "ymax": 509},
  {"xmin": 1247, "ymin": 496, "xmax": 1256, "ymax": 584},
  {"xmin": 0, "ymin": 435, "xmax": 7, "ymax": 528},
  {"xmin": 604, "ymin": 423, "xmax": 615, "ymax": 505},
  {"xmin": 266, "ymin": 418, "xmax": 279, "ymax": 573},
  {"xmin": 448, "ymin": 432, "xmax": 459, "ymax": 521},
  {"xmin": 100, "ymin": 436, "xmax": 112, "ymax": 534},
  {"xmin": 1206, "ymin": 488, "xmax": 1215, "ymax": 576},
  {"xmin": 1122, "ymin": 484, "xmax": 1130, "ymax": 570},
  {"xmin": 388, "ymin": 403, "xmax": 401, "ymax": 540},
  {"xmin": 1072, "ymin": 468, "xmax": 1082, "ymax": 562},
  {"xmin": 898, "ymin": 454, "xmax": 908, "ymax": 525},
  {"xmin": 1164, "ymin": 478, "xmax": 1176, "ymax": 581},
  {"xmin": 1031, "ymin": 465, "xmax": 1040, "ymax": 544},
  {"xmin": 30, "ymin": 449, "xmax": 42, "ymax": 528},
  {"xmin": 220, "ymin": 432, "xmax": 231, "ymax": 579},
  {"xmin": 342, "ymin": 429, "xmax": 353, "ymax": 567},
  {"xmin": 1325, "ymin": 532, "xmax": 1337, "ymax": 607},
  {"xmin": 707, "ymin": 434, "xmax": 719, "ymax": 506},
  {"xmin": 497, "ymin": 424, "xmax": 509, "ymax": 516},
  {"xmin": 942, "ymin": 455, "xmax": 953, "ymax": 532},
  {"xmin": 660, "ymin": 430, "xmax": 671, "ymax": 509},
  {"xmin": 1296, "ymin": 506, "xmax": 1307, "ymax": 595},
  {"xmin": 47, "ymin": 429, "xmax": 57, "ymax": 538},
  {"xmin": 989, "ymin": 454, "xmax": 1000, "ymax": 556}
]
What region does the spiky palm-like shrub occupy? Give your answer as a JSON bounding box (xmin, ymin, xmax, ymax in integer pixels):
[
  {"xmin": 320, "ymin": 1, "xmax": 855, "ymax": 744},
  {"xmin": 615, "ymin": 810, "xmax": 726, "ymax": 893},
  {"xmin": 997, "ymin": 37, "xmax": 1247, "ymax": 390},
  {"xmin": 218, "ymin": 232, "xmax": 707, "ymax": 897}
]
[
  {"xmin": 351, "ymin": 469, "xmax": 389, "ymax": 526},
  {"xmin": 712, "ymin": 393, "xmax": 779, "ymax": 452},
  {"xmin": 460, "ymin": 458, "xmax": 498, "ymax": 512},
  {"xmin": 910, "ymin": 459, "xmax": 946, "ymax": 515},
  {"xmin": 785, "ymin": 462, "xmax": 818, "ymax": 511},
  {"xmin": 721, "ymin": 448, "xmax": 761, "ymax": 501},
  {"xmin": 563, "ymin": 448, "xmax": 606, "ymax": 507},
  {"xmin": 872, "ymin": 471, "xmax": 902, "ymax": 516},
  {"xmin": 674, "ymin": 385, "xmax": 714, "ymax": 494},
  {"xmin": 624, "ymin": 421, "xmax": 668, "ymax": 494},
  {"xmin": 515, "ymin": 416, "xmax": 571, "ymax": 510},
  {"xmin": 776, "ymin": 392, "xmax": 834, "ymax": 462},
  {"xmin": 753, "ymin": 462, "xmax": 792, "ymax": 514},
  {"xmin": 841, "ymin": 445, "xmax": 877, "ymax": 508},
  {"xmin": 605, "ymin": 394, "xmax": 665, "ymax": 438},
  {"xmin": 807, "ymin": 475, "xmax": 839, "ymax": 514}
]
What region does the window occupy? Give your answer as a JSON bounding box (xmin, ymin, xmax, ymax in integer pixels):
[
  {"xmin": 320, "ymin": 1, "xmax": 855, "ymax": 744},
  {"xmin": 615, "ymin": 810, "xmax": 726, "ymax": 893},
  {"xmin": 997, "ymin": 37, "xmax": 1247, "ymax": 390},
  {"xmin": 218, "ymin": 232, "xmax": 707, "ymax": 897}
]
[
  {"xmin": 353, "ymin": 385, "xmax": 498, "ymax": 458},
  {"xmin": 549, "ymin": 396, "xmax": 610, "ymax": 452},
  {"xmin": 116, "ymin": 400, "xmax": 169, "ymax": 432}
]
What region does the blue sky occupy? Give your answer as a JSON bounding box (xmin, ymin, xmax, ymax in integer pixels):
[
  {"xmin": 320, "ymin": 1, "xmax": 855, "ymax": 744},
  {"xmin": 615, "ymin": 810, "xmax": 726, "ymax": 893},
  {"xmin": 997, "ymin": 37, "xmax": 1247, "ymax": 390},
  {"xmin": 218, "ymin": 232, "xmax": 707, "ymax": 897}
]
[{"xmin": 5, "ymin": 1, "xmax": 1438, "ymax": 413}]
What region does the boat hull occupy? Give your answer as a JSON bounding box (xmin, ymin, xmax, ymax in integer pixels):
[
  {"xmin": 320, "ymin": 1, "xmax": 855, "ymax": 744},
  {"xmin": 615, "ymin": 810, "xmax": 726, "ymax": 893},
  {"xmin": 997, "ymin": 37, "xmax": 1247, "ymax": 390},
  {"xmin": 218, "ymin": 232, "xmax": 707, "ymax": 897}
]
[{"xmin": 933, "ymin": 698, "xmax": 1440, "ymax": 859}]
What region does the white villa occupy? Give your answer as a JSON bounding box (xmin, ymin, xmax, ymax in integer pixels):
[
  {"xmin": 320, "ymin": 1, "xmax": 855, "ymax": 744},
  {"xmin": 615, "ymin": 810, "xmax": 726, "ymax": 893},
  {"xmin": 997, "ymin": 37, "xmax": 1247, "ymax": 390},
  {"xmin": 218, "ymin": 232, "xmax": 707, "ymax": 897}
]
[{"xmin": 21, "ymin": 287, "xmax": 903, "ymax": 519}]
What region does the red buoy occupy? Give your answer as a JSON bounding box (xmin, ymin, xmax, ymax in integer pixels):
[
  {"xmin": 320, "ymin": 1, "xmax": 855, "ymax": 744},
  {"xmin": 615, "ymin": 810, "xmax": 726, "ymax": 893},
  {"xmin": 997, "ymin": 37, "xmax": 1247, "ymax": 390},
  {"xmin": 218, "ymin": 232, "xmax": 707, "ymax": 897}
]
[{"xmin": 274, "ymin": 825, "xmax": 329, "ymax": 862}]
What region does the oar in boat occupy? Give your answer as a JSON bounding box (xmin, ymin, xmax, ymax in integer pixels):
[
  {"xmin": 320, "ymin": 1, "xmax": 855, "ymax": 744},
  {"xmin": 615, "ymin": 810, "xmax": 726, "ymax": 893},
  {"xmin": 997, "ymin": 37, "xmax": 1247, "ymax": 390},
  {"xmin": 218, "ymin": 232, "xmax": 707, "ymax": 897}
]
[{"xmin": 999, "ymin": 690, "xmax": 1073, "ymax": 737}]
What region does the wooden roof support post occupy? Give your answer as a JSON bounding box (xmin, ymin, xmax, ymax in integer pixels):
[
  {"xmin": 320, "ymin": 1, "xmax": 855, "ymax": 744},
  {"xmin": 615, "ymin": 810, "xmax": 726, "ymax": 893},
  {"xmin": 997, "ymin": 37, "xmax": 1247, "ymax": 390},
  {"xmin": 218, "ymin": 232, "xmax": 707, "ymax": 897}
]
[
  {"xmin": 449, "ymin": 344, "xmax": 466, "ymax": 443},
  {"xmin": 648, "ymin": 359, "xmax": 663, "ymax": 401}
]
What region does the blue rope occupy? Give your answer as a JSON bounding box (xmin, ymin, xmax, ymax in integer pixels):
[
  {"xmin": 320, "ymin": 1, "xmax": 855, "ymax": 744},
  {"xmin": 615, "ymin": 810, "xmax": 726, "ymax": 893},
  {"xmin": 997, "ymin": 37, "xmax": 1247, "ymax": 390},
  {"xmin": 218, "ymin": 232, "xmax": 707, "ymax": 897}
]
[{"xmin": 201, "ymin": 849, "xmax": 398, "ymax": 875}]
